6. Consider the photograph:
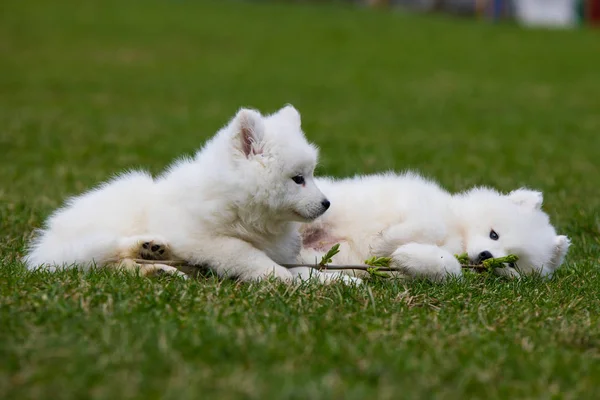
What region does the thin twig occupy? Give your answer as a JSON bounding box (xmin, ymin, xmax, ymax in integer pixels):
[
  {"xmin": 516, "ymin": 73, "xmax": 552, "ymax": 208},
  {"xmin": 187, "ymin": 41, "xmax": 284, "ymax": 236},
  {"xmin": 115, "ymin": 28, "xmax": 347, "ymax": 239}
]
[
  {"xmin": 284, "ymin": 263, "xmax": 396, "ymax": 271},
  {"xmin": 130, "ymin": 258, "xmax": 189, "ymax": 266},
  {"xmin": 121, "ymin": 259, "xmax": 487, "ymax": 272}
]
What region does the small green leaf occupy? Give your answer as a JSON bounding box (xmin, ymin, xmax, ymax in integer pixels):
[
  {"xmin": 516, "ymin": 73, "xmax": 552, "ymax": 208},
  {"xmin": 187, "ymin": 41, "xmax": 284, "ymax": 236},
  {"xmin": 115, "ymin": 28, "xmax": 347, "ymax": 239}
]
[
  {"xmin": 364, "ymin": 256, "xmax": 392, "ymax": 268},
  {"xmin": 366, "ymin": 266, "xmax": 389, "ymax": 279},
  {"xmin": 455, "ymin": 253, "xmax": 469, "ymax": 265},
  {"xmin": 319, "ymin": 243, "xmax": 341, "ymax": 267},
  {"xmin": 482, "ymin": 254, "xmax": 519, "ymax": 270}
]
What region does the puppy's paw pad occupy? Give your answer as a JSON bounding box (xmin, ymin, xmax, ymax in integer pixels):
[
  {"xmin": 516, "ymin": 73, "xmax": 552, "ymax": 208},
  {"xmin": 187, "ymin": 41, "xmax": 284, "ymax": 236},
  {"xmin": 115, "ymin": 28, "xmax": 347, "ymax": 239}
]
[{"xmin": 139, "ymin": 241, "xmax": 169, "ymax": 260}]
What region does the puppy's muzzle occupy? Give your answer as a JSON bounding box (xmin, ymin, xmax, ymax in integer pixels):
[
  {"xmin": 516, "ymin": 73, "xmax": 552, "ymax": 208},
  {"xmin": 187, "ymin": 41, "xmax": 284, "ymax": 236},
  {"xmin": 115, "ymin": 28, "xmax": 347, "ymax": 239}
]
[
  {"xmin": 475, "ymin": 250, "xmax": 517, "ymax": 269},
  {"xmin": 476, "ymin": 251, "xmax": 493, "ymax": 264},
  {"xmin": 303, "ymin": 198, "xmax": 331, "ymax": 220}
]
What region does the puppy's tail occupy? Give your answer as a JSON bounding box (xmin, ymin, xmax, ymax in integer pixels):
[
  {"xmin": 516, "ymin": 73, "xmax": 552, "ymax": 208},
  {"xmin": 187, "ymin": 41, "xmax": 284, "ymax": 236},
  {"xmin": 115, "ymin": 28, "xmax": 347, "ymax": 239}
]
[{"xmin": 22, "ymin": 230, "xmax": 120, "ymax": 271}]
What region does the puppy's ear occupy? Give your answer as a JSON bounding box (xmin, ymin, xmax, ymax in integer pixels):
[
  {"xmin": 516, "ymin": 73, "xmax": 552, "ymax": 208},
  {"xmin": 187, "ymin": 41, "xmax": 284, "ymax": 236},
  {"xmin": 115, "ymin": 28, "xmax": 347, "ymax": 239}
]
[
  {"xmin": 277, "ymin": 104, "xmax": 301, "ymax": 126},
  {"xmin": 548, "ymin": 235, "xmax": 571, "ymax": 270},
  {"xmin": 232, "ymin": 108, "xmax": 265, "ymax": 157},
  {"xmin": 507, "ymin": 188, "xmax": 543, "ymax": 210}
]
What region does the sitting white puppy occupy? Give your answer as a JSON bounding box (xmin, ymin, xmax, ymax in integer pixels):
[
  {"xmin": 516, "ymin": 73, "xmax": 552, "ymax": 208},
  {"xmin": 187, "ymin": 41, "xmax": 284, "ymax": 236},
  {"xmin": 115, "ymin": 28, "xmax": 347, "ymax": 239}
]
[
  {"xmin": 300, "ymin": 172, "xmax": 571, "ymax": 281},
  {"xmin": 24, "ymin": 105, "xmax": 336, "ymax": 282}
]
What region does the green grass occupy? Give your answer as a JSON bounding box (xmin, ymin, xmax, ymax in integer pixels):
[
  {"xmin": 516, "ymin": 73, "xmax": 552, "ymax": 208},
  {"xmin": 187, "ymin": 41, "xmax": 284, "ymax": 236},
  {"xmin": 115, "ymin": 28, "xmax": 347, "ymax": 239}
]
[{"xmin": 1, "ymin": 0, "xmax": 600, "ymax": 398}]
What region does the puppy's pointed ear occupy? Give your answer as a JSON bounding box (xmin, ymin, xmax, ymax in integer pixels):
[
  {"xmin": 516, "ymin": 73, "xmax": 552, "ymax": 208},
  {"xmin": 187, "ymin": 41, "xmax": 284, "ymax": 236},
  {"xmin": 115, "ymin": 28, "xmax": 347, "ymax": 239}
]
[
  {"xmin": 232, "ymin": 108, "xmax": 265, "ymax": 157},
  {"xmin": 277, "ymin": 104, "xmax": 301, "ymax": 126},
  {"xmin": 507, "ymin": 188, "xmax": 543, "ymax": 210},
  {"xmin": 548, "ymin": 235, "xmax": 571, "ymax": 270}
]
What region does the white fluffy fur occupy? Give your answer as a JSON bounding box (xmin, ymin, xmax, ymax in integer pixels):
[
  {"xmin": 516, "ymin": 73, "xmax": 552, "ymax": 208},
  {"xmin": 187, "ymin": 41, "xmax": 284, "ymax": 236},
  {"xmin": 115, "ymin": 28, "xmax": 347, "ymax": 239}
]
[
  {"xmin": 24, "ymin": 105, "xmax": 345, "ymax": 283},
  {"xmin": 299, "ymin": 172, "xmax": 571, "ymax": 281}
]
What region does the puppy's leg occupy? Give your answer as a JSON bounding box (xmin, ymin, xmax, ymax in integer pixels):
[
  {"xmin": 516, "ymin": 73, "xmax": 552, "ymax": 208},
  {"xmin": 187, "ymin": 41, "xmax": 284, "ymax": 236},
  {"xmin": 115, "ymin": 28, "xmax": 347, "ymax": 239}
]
[
  {"xmin": 177, "ymin": 236, "xmax": 293, "ymax": 283},
  {"xmin": 371, "ymin": 221, "xmax": 447, "ymax": 258},
  {"xmin": 138, "ymin": 263, "xmax": 188, "ymax": 279},
  {"xmin": 389, "ymin": 243, "xmax": 462, "ymax": 282},
  {"xmin": 109, "ymin": 258, "xmax": 188, "ymax": 279}
]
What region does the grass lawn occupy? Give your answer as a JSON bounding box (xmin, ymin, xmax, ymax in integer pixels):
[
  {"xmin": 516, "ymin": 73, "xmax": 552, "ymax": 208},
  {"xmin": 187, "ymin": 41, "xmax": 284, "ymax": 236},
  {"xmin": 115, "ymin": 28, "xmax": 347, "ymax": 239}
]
[{"xmin": 1, "ymin": 0, "xmax": 600, "ymax": 398}]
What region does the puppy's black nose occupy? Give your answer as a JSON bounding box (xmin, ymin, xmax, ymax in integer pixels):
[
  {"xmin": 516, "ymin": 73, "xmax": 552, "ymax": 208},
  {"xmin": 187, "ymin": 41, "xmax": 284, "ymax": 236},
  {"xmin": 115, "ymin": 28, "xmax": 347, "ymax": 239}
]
[
  {"xmin": 478, "ymin": 251, "xmax": 493, "ymax": 262},
  {"xmin": 321, "ymin": 199, "xmax": 331, "ymax": 210}
]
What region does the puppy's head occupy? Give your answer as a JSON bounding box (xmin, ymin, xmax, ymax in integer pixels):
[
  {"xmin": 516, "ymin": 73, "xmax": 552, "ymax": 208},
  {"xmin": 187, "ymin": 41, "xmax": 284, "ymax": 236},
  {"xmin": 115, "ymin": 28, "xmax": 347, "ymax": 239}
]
[
  {"xmin": 227, "ymin": 105, "xmax": 329, "ymax": 222},
  {"xmin": 458, "ymin": 188, "xmax": 570, "ymax": 277}
]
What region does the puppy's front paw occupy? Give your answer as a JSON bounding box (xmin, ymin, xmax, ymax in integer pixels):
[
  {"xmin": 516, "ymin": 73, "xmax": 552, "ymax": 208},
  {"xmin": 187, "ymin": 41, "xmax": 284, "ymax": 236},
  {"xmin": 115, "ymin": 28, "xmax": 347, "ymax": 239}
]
[{"xmin": 390, "ymin": 243, "xmax": 462, "ymax": 282}]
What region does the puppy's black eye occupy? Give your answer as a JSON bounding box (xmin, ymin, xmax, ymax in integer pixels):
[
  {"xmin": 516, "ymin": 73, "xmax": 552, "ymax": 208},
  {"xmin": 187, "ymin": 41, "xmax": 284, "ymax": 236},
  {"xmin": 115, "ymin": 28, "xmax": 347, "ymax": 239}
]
[
  {"xmin": 292, "ymin": 175, "xmax": 305, "ymax": 185},
  {"xmin": 489, "ymin": 230, "xmax": 499, "ymax": 240}
]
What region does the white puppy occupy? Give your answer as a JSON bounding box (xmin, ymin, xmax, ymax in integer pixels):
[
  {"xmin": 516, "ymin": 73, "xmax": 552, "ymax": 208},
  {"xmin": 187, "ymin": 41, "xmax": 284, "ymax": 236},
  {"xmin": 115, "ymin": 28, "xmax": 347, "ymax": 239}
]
[
  {"xmin": 300, "ymin": 172, "xmax": 570, "ymax": 281},
  {"xmin": 24, "ymin": 105, "xmax": 337, "ymax": 282}
]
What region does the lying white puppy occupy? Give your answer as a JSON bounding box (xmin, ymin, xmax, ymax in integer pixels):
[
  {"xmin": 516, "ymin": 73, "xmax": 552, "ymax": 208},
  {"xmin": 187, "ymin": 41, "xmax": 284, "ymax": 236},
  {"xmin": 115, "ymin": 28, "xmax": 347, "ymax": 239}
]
[
  {"xmin": 25, "ymin": 105, "xmax": 348, "ymax": 283},
  {"xmin": 299, "ymin": 172, "xmax": 570, "ymax": 281}
]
